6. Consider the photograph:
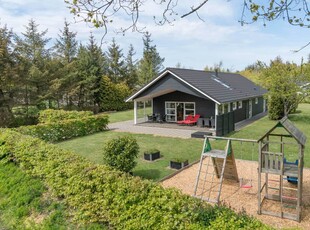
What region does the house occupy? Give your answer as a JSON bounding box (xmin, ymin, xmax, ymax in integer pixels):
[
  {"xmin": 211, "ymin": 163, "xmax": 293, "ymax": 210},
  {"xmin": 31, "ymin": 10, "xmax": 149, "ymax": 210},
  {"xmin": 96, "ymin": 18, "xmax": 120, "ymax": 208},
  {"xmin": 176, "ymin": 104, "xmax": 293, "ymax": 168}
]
[{"xmin": 126, "ymin": 68, "xmax": 267, "ymax": 135}]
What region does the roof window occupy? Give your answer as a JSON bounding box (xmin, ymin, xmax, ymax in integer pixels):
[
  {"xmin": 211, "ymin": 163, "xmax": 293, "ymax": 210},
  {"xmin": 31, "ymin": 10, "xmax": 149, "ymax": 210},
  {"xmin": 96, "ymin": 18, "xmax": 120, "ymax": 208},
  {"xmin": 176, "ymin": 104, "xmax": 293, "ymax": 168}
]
[{"xmin": 212, "ymin": 75, "xmax": 232, "ymax": 90}]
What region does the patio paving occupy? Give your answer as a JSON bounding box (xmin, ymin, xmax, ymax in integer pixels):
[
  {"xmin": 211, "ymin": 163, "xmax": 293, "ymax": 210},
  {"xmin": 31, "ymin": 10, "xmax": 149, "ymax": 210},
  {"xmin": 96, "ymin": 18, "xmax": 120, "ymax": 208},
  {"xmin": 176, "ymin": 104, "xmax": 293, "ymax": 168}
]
[{"xmin": 108, "ymin": 112, "xmax": 267, "ymax": 139}]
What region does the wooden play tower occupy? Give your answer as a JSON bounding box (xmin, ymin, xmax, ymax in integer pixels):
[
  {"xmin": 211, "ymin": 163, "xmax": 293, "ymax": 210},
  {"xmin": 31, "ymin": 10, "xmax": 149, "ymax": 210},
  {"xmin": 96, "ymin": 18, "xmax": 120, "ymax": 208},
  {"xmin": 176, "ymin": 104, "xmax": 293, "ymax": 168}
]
[{"xmin": 257, "ymin": 117, "xmax": 307, "ymax": 222}]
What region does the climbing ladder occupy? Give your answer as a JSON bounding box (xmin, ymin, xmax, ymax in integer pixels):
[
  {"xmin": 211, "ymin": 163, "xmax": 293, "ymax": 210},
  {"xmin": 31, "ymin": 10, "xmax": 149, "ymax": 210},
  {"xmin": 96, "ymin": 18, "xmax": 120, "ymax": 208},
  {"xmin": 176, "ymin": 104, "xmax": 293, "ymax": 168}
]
[{"xmin": 193, "ymin": 137, "xmax": 239, "ymax": 204}]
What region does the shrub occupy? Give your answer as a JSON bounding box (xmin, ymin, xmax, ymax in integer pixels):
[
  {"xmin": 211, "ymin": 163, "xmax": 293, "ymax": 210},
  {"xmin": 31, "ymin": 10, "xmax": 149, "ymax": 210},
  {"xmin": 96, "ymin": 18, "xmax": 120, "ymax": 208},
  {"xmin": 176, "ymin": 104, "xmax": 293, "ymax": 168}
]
[
  {"xmin": 99, "ymin": 76, "xmax": 133, "ymax": 112},
  {"xmin": 0, "ymin": 130, "xmax": 271, "ymax": 229},
  {"xmin": 103, "ymin": 136, "xmax": 139, "ymax": 173},
  {"xmin": 16, "ymin": 114, "xmax": 109, "ymax": 142},
  {"xmin": 39, "ymin": 109, "xmax": 93, "ymax": 123}
]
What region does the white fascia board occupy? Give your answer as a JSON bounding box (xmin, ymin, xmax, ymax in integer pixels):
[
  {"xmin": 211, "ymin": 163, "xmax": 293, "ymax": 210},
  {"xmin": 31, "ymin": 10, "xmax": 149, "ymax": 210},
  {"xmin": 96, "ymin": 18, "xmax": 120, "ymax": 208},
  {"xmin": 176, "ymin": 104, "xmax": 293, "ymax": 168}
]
[
  {"xmin": 168, "ymin": 71, "xmax": 221, "ymax": 104},
  {"xmin": 125, "ymin": 70, "xmax": 169, "ymax": 102}
]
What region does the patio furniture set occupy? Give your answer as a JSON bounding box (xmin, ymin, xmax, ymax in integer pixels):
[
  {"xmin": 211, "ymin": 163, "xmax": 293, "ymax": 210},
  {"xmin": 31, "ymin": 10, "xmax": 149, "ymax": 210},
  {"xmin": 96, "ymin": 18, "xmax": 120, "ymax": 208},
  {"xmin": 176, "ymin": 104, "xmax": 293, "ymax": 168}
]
[{"xmin": 147, "ymin": 113, "xmax": 215, "ymax": 128}]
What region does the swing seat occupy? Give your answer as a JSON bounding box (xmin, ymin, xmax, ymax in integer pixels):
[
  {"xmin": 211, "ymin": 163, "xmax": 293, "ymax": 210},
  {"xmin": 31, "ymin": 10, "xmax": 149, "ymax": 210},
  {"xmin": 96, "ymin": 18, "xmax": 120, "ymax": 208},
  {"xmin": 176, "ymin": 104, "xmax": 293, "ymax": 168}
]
[{"xmin": 240, "ymin": 178, "xmax": 253, "ymax": 189}]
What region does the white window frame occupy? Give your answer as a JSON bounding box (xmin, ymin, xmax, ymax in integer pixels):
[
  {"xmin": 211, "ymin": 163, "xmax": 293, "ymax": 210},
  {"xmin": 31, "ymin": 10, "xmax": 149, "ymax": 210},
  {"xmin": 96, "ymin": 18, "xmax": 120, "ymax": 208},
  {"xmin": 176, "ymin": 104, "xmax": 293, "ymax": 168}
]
[
  {"xmin": 232, "ymin": 102, "xmax": 237, "ymax": 110},
  {"xmin": 238, "ymin": 101, "xmax": 242, "ymax": 109},
  {"xmin": 255, "ymin": 97, "xmax": 258, "ymax": 104},
  {"xmin": 165, "ymin": 101, "xmax": 195, "ymax": 122}
]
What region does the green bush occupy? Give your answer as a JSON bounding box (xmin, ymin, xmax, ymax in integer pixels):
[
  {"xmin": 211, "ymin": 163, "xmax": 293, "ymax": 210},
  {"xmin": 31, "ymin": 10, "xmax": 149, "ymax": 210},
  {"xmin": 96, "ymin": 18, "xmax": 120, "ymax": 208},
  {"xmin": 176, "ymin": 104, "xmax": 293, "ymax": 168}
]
[
  {"xmin": 39, "ymin": 109, "xmax": 93, "ymax": 123},
  {"xmin": 16, "ymin": 114, "xmax": 109, "ymax": 142},
  {"xmin": 103, "ymin": 136, "xmax": 139, "ymax": 173},
  {"xmin": 0, "ymin": 129, "xmax": 271, "ymax": 229},
  {"xmin": 99, "ymin": 76, "xmax": 133, "ymax": 112}
]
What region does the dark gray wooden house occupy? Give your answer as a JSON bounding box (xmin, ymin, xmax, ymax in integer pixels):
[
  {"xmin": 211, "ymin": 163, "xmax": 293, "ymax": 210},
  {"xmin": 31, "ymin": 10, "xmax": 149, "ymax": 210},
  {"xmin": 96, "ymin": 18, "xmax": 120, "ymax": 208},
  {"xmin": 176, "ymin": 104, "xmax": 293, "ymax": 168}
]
[{"xmin": 126, "ymin": 68, "xmax": 267, "ymax": 135}]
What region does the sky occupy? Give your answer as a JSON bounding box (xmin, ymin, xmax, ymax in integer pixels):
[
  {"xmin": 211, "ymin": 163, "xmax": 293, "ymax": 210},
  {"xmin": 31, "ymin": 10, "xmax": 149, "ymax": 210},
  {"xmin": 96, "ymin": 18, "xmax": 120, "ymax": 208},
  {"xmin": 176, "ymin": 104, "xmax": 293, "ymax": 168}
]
[{"xmin": 0, "ymin": 0, "xmax": 309, "ymax": 71}]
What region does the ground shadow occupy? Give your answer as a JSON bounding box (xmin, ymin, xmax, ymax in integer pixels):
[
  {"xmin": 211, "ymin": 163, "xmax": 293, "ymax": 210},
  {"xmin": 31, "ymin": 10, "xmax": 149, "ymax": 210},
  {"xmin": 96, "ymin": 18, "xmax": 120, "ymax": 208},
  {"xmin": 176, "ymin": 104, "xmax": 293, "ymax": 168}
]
[{"xmin": 133, "ymin": 169, "xmax": 162, "ymax": 180}]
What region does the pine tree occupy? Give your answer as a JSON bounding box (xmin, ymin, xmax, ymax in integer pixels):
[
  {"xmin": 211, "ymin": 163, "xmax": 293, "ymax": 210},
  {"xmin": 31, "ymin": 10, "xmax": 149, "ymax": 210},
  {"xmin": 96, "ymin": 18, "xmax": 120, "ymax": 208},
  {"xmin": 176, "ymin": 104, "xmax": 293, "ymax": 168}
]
[
  {"xmin": 124, "ymin": 44, "xmax": 138, "ymax": 89},
  {"xmin": 54, "ymin": 19, "xmax": 78, "ymax": 64},
  {"xmin": 0, "ymin": 24, "xmax": 15, "ymax": 126},
  {"xmin": 106, "ymin": 38, "xmax": 125, "ymax": 83},
  {"xmin": 138, "ymin": 32, "xmax": 164, "ymax": 84},
  {"xmin": 15, "ymin": 19, "xmax": 51, "ymax": 112},
  {"xmin": 52, "ymin": 19, "xmax": 78, "ymax": 108}
]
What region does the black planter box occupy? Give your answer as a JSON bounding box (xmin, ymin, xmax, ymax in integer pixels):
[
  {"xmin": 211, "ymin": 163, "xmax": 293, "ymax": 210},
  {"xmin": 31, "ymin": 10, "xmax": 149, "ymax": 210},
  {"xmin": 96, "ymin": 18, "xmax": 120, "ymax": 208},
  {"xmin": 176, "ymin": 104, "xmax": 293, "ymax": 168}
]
[
  {"xmin": 170, "ymin": 160, "xmax": 189, "ymax": 170},
  {"xmin": 144, "ymin": 151, "xmax": 160, "ymax": 161}
]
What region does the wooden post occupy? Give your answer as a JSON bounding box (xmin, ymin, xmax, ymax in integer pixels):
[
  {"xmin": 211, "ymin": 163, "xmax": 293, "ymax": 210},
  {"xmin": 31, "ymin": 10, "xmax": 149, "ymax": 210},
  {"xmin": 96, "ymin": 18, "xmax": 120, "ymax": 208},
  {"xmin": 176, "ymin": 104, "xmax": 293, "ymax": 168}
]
[
  {"xmin": 297, "ymin": 144, "xmax": 304, "ymax": 222},
  {"xmin": 258, "ymin": 140, "xmax": 262, "ymax": 214}
]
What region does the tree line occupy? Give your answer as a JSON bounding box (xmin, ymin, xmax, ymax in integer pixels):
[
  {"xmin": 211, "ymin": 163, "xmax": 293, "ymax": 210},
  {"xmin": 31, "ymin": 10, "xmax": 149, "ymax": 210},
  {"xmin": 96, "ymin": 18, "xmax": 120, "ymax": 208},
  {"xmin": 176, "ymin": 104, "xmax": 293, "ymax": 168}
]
[
  {"xmin": 0, "ymin": 19, "xmax": 164, "ymax": 126},
  {"xmin": 240, "ymin": 57, "xmax": 310, "ymax": 120}
]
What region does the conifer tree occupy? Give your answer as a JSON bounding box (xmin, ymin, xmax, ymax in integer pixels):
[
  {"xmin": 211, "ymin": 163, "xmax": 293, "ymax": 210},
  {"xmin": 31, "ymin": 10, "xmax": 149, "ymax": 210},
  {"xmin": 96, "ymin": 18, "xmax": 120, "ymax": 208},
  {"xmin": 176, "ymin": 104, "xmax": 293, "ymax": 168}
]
[{"xmin": 138, "ymin": 32, "xmax": 164, "ymax": 84}]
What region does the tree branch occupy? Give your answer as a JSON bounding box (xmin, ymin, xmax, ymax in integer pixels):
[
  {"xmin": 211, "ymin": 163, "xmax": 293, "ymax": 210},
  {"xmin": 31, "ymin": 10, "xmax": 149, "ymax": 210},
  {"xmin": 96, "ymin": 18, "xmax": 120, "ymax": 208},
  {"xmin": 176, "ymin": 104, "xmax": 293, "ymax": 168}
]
[{"xmin": 181, "ymin": 0, "xmax": 209, "ymax": 18}]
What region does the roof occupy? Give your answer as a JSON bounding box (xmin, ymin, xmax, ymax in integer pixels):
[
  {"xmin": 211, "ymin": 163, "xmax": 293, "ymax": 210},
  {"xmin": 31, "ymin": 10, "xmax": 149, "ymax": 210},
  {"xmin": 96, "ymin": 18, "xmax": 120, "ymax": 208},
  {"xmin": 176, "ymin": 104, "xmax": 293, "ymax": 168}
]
[
  {"xmin": 126, "ymin": 68, "xmax": 267, "ymax": 104},
  {"xmin": 258, "ymin": 116, "xmax": 307, "ymax": 147}
]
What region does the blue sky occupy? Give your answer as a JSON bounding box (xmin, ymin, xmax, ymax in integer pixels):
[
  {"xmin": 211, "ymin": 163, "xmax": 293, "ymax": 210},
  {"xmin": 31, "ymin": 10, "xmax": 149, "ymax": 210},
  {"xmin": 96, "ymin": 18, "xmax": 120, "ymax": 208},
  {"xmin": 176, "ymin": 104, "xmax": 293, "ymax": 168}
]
[{"xmin": 0, "ymin": 0, "xmax": 309, "ymax": 71}]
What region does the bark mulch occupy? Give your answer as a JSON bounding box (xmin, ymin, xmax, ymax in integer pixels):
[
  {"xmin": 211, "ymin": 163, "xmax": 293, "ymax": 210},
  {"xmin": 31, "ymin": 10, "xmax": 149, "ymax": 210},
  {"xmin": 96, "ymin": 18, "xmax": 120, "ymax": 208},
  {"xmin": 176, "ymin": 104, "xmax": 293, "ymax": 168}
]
[{"xmin": 162, "ymin": 159, "xmax": 310, "ymax": 229}]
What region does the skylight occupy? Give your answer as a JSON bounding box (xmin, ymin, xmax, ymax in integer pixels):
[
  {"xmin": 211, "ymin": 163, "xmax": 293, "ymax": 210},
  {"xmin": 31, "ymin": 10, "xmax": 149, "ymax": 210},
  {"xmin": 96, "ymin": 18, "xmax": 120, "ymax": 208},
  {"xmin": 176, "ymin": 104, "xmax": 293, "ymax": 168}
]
[{"xmin": 212, "ymin": 75, "xmax": 232, "ymax": 90}]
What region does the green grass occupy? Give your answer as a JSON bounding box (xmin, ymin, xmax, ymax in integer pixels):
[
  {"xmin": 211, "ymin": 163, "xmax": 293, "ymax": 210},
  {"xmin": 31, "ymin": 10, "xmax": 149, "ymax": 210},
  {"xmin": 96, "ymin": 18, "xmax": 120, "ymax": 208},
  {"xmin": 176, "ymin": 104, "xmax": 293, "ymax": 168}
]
[
  {"xmin": 0, "ymin": 163, "xmax": 70, "ymax": 229},
  {"xmin": 57, "ymin": 132, "xmax": 204, "ymax": 181},
  {"xmin": 58, "ymin": 104, "xmax": 310, "ymax": 181},
  {"xmin": 104, "ymin": 106, "xmax": 152, "ymax": 123}
]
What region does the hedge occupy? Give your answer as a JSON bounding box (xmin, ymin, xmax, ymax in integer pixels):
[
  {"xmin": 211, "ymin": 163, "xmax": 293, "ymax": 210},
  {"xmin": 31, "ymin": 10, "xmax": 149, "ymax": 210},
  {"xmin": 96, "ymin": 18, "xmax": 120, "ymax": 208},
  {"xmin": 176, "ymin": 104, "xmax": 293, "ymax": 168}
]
[
  {"xmin": 16, "ymin": 114, "xmax": 109, "ymax": 142},
  {"xmin": 0, "ymin": 129, "xmax": 271, "ymax": 229},
  {"xmin": 39, "ymin": 109, "xmax": 93, "ymax": 124}
]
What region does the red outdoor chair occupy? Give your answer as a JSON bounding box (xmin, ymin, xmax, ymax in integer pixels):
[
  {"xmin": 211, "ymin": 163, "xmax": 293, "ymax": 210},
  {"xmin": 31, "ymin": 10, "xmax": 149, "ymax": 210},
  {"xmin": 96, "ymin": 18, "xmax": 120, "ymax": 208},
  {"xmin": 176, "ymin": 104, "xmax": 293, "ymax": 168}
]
[
  {"xmin": 183, "ymin": 114, "xmax": 201, "ymax": 125},
  {"xmin": 177, "ymin": 115, "xmax": 193, "ymax": 125}
]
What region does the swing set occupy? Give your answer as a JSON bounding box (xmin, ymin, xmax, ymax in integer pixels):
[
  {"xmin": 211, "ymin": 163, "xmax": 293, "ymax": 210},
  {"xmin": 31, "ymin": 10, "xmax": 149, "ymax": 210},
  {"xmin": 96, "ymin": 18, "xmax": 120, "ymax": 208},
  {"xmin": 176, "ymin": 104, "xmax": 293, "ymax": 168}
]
[{"xmin": 193, "ymin": 117, "xmax": 306, "ymax": 222}]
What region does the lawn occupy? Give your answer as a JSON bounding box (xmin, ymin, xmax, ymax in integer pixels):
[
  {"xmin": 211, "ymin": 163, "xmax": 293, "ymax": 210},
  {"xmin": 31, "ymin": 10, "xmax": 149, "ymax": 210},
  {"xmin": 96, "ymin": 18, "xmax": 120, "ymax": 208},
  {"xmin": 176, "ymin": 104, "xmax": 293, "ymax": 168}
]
[
  {"xmin": 104, "ymin": 106, "xmax": 151, "ymax": 123},
  {"xmin": 57, "ymin": 131, "xmax": 204, "ymax": 181},
  {"xmin": 58, "ymin": 103, "xmax": 310, "ymax": 181}
]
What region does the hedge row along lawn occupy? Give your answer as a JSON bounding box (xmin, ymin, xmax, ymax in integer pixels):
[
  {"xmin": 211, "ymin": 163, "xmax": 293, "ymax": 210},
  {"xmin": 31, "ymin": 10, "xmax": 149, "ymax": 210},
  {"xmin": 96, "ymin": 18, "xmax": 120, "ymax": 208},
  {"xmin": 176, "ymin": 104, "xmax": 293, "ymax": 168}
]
[
  {"xmin": 0, "ymin": 129, "xmax": 271, "ymax": 229},
  {"xmin": 16, "ymin": 114, "xmax": 109, "ymax": 142},
  {"xmin": 38, "ymin": 109, "xmax": 93, "ymax": 123}
]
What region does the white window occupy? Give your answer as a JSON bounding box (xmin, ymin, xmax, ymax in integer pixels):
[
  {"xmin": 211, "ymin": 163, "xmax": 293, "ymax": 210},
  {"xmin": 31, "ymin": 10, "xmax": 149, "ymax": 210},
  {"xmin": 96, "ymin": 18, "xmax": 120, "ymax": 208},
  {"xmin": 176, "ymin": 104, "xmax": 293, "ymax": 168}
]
[
  {"xmin": 238, "ymin": 101, "xmax": 242, "ymax": 109},
  {"xmin": 232, "ymin": 102, "xmax": 237, "ymax": 110},
  {"xmin": 165, "ymin": 102, "xmax": 195, "ymax": 122},
  {"xmin": 255, "ymin": 97, "xmax": 258, "ymax": 104}
]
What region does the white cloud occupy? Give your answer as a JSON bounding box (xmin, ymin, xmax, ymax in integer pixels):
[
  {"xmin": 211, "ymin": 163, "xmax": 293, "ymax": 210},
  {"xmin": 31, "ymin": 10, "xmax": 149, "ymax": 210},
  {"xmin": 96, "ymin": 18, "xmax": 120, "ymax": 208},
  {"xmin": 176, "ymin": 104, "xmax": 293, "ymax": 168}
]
[{"xmin": 0, "ymin": 0, "xmax": 308, "ymax": 71}]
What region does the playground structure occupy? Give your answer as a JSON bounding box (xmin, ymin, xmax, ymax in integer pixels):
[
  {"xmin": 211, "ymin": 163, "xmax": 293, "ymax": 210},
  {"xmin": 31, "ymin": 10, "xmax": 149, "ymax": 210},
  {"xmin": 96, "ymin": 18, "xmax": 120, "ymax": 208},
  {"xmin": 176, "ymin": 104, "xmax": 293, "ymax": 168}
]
[{"xmin": 193, "ymin": 117, "xmax": 307, "ymax": 222}]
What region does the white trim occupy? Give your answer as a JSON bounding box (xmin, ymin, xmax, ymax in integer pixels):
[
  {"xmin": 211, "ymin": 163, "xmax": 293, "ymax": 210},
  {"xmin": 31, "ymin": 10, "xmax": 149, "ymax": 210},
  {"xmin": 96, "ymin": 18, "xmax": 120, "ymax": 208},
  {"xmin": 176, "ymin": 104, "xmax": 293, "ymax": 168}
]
[
  {"xmin": 248, "ymin": 100, "xmax": 252, "ymax": 118},
  {"xmin": 263, "ymin": 99, "xmax": 266, "ymax": 112},
  {"xmin": 238, "ymin": 101, "xmax": 242, "ymax": 109},
  {"xmin": 143, "ymin": 101, "xmax": 146, "ymax": 121},
  {"xmin": 126, "ymin": 69, "xmax": 221, "ymax": 104},
  {"xmin": 228, "ymin": 103, "xmax": 231, "ymax": 112},
  {"xmin": 215, "ymin": 104, "xmax": 219, "ymax": 131},
  {"xmin": 232, "ymin": 102, "xmax": 237, "ymax": 111},
  {"xmin": 255, "ymin": 97, "xmax": 258, "ymax": 104}
]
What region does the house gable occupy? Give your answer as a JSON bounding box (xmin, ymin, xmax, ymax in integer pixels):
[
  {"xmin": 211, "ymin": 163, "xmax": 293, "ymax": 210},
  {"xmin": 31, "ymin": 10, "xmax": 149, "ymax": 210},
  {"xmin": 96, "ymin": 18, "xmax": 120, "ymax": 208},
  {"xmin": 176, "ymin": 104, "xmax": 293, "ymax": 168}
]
[{"xmin": 130, "ymin": 72, "xmax": 218, "ymax": 103}]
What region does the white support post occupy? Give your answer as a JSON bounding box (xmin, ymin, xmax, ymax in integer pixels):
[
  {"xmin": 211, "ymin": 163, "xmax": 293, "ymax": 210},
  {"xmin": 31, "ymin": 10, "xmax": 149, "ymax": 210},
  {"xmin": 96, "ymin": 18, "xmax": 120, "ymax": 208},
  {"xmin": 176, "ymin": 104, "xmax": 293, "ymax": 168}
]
[
  {"xmin": 215, "ymin": 104, "xmax": 219, "ymax": 131},
  {"xmin": 143, "ymin": 101, "xmax": 146, "ymax": 121},
  {"xmin": 151, "ymin": 99, "xmax": 153, "ymax": 113},
  {"xmin": 228, "ymin": 103, "xmax": 231, "ymax": 112},
  {"xmin": 134, "ymin": 100, "xmax": 137, "ymax": 124}
]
